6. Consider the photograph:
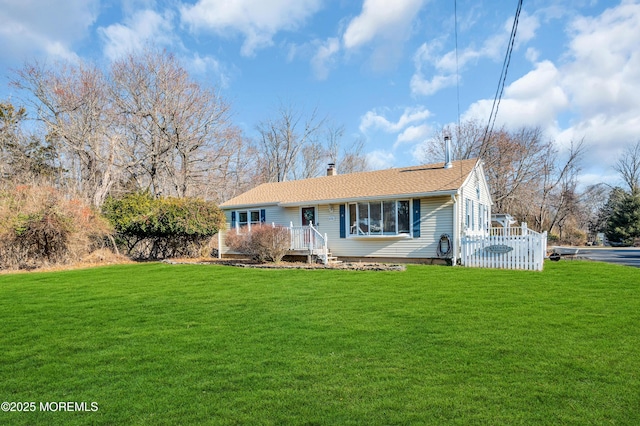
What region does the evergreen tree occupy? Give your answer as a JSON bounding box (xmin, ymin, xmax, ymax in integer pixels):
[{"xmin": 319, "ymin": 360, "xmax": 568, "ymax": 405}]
[{"xmin": 605, "ymin": 189, "xmax": 640, "ymax": 246}]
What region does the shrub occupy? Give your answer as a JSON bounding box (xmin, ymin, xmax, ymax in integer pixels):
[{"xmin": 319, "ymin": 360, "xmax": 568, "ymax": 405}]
[
  {"xmin": 12, "ymin": 209, "xmax": 73, "ymax": 264},
  {"xmin": 225, "ymin": 224, "xmax": 291, "ymax": 263},
  {"xmin": 0, "ymin": 185, "xmax": 111, "ymax": 270},
  {"xmin": 102, "ymin": 192, "xmax": 226, "ymax": 259}
]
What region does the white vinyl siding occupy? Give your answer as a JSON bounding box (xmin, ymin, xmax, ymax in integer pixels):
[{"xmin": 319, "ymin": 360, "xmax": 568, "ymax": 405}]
[
  {"xmin": 222, "ymin": 198, "xmax": 454, "ymax": 259},
  {"xmin": 460, "ymin": 164, "xmax": 492, "ymax": 236},
  {"xmin": 321, "ymin": 197, "xmax": 453, "ymax": 259},
  {"xmin": 220, "ymin": 205, "xmax": 285, "ymax": 254}
]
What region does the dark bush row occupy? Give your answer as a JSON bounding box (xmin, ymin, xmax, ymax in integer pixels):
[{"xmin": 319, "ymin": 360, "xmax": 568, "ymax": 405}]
[
  {"xmin": 0, "ymin": 187, "xmax": 228, "ymax": 270},
  {"xmin": 102, "ymin": 191, "xmax": 226, "ymax": 260}
]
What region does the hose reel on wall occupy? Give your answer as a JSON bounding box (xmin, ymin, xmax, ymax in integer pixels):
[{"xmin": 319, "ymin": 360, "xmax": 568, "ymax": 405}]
[{"xmin": 437, "ymin": 233, "xmax": 452, "ymax": 258}]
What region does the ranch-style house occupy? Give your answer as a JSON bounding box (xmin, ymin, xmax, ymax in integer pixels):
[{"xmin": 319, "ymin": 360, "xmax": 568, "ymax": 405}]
[{"xmin": 219, "ymin": 157, "xmax": 494, "ymax": 265}]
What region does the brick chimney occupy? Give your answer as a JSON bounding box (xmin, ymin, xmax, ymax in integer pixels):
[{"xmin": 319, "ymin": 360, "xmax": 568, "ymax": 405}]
[{"xmin": 327, "ymin": 163, "xmax": 337, "ymax": 176}]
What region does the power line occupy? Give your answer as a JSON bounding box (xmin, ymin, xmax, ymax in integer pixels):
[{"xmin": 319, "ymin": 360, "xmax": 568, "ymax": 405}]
[
  {"xmin": 454, "ymin": 0, "xmax": 461, "ymax": 130},
  {"xmin": 480, "ymin": 0, "xmax": 524, "ymax": 156}
]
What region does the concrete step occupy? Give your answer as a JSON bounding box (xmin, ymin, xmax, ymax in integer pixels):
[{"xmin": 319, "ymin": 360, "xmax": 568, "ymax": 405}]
[{"xmin": 318, "ymin": 251, "xmax": 340, "ymax": 264}]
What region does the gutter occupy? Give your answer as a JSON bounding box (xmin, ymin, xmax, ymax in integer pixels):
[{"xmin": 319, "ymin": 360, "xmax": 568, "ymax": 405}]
[
  {"xmin": 277, "ymin": 190, "xmax": 459, "ymax": 208},
  {"xmin": 219, "ymin": 202, "xmax": 280, "ymax": 210}
]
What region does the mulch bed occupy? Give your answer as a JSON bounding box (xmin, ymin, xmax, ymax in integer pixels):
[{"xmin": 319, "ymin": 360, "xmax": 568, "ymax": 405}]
[{"xmin": 162, "ymin": 258, "xmax": 406, "ymax": 271}]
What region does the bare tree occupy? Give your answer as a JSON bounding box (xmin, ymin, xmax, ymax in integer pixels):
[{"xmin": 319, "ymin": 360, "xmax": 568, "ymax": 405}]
[
  {"xmin": 12, "ymin": 61, "xmax": 118, "ymax": 206},
  {"xmin": 529, "ymin": 139, "xmax": 585, "ymax": 233},
  {"xmin": 0, "ymin": 101, "xmax": 27, "ymax": 178},
  {"xmin": 613, "ymin": 140, "xmax": 640, "ymax": 194},
  {"xmin": 421, "ymin": 120, "xmax": 586, "ymax": 235},
  {"xmin": 109, "ymin": 49, "xmax": 236, "ymax": 198},
  {"xmin": 12, "ymin": 50, "xmax": 242, "ymax": 204},
  {"xmin": 255, "ymin": 113, "xmax": 369, "ymax": 183},
  {"xmin": 327, "ymin": 125, "xmax": 368, "ymax": 174},
  {"xmin": 483, "ymin": 127, "xmax": 554, "ymax": 214},
  {"xmin": 202, "ymin": 128, "xmax": 259, "ymax": 203},
  {"xmin": 256, "ymin": 102, "xmax": 325, "ymax": 182},
  {"xmin": 423, "ymin": 119, "xmax": 486, "ymax": 163},
  {"xmin": 581, "ymin": 183, "xmax": 612, "ymax": 240}
]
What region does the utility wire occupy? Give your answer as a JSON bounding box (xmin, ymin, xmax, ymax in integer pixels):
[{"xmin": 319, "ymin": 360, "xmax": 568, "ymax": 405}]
[
  {"xmin": 454, "ymin": 0, "xmax": 461, "ymax": 131},
  {"xmin": 480, "ymin": 0, "xmax": 523, "ymax": 157}
]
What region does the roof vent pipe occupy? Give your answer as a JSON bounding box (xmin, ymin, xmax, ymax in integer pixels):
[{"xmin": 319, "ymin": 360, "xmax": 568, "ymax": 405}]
[
  {"xmin": 327, "ymin": 163, "xmax": 337, "ymax": 176},
  {"xmin": 444, "ymin": 135, "xmax": 453, "ymax": 169}
]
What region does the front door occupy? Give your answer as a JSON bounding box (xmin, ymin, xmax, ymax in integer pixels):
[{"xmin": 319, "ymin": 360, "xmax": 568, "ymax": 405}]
[{"xmin": 301, "ymin": 207, "xmax": 316, "ymax": 227}]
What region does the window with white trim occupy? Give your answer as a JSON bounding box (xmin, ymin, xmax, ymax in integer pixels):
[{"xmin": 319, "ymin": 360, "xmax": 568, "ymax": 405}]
[
  {"xmin": 479, "ymin": 204, "xmax": 489, "ymax": 232},
  {"xmin": 235, "ymin": 209, "xmax": 261, "ymax": 231},
  {"xmin": 465, "ymin": 199, "xmax": 475, "ymax": 231},
  {"xmin": 348, "ymin": 200, "xmax": 410, "ymax": 236}
]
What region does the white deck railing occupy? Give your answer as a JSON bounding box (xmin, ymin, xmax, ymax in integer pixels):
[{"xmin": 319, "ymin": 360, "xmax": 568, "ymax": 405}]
[
  {"xmin": 461, "ymin": 223, "xmax": 547, "ymax": 271},
  {"xmin": 288, "ymin": 223, "xmax": 329, "ymax": 264}
]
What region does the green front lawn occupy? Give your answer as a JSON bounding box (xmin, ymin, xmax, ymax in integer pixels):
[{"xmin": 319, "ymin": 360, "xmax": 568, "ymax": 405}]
[{"xmin": 1, "ymin": 261, "xmax": 639, "ymax": 425}]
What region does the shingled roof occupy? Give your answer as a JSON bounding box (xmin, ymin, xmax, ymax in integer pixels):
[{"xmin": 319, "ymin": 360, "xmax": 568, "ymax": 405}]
[{"xmin": 220, "ymin": 158, "xmax": 479, "ymax": 208}]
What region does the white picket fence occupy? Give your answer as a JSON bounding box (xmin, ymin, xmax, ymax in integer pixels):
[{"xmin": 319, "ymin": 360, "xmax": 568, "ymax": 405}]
[{"xmin": 460, "ymin": 223, "xmax": 547, "ymax": 271}]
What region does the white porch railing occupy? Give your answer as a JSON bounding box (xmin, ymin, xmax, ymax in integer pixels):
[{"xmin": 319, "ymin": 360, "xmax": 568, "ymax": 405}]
[
  {"xmin": 288, "ymin": 222, "xmax": 329, "ymax": 264},
  {"xmin": 461, "ymin": 223, "xmax": 547, "ymax": 271}
]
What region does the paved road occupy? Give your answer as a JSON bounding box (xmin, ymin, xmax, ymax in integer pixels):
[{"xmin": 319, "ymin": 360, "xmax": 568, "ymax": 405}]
[{"xmin": 554, "ymin": 247, "xmax": 640, "ymax": 268}]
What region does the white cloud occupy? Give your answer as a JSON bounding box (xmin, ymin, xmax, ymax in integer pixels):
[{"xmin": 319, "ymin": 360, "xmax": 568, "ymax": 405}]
[
  {"xmin": 558, "ymin": 1, "xmax": 640, "ymax": 172},
  {"xmin": 410, "ymin": 73, "xmax": 457, "ymax": 97},
  {"xmin": 462, "ymin": 61, "xmax": 568, "ymax": 139},
  {"xmin": 360, "ymin": 106, "xmax": 431, "ymax": 134},
  {"xmin": 459, "ymin": 1, "xmax": 640, "ymax": 179},
  {"xmin": 563, "ymin": 1, "xmax": 640, "ymax": 118},
  {"xmin": 411, "ymin": 9, "xmax": 534, "ymax": 97},
  {"xmin": 395, "ymin": 124, "xmax": 431, "ymax": 147},
  {"xmin": 99, "ymin": 9, "xmax": 176, "ymax": 61},
  {"xmin": 0, "ymin": 0, "xmax": 98, "ymax": 63},
  {"xmin": 180, "ymin": 0, "xmax": 323, "ymax": 56},
  {"xmin": 342, "ymin": 0, "xmax": 426, "ymax": 50},
  {"xmin": 366, "ymin": 149, "xmax": 396, "ymax": 170},
  {"xmin": 311, "ymin": 38, "xmax": 340, "ymax": 80},
  {"xmin": 464, "ymin": 61, "xmax": 570, "ymax": 132},
  {"xmin": 513, "ymin": 11, "xmax": 540, "ymax": 48},
  {"xmin": 187, "ymin": 53, "xmax": 232, "ymax": 89},
  {"xmin": 410, "ymin": 139, "xmax": 430, "ymax": 164},
  {"xmin": 525, "ymin": 47, "xmax": 540, "ymax": 63},
  {"xmin": 359, "ymin": 107, "xmax": 432, "ymax": 157}
]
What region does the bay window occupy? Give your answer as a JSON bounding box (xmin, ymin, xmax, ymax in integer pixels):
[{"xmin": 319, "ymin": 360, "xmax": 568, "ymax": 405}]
[{"xmin": 349, "ymin": 200, "xmax": 410, "ymax": 236}]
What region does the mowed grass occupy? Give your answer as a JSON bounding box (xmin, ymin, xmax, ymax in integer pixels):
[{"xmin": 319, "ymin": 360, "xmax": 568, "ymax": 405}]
[{"xmin": 1, "ymin": 261, "xmax": 639, "ymax": 425}]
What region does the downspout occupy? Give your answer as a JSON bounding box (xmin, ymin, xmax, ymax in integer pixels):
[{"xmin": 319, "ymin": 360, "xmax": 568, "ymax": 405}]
[{"xmin": 451, "ymin": 191, "xmax": 460, "ymax": 266}]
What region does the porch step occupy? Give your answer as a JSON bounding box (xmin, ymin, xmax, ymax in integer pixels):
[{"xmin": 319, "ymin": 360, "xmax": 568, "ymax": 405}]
[{"xmin": 319, "ymin": 251, "xmax": 341, "ymax": 265}]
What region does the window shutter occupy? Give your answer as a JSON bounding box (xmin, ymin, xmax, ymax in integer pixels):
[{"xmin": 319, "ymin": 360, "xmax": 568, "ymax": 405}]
[
  {"xmin": 339, "ymin": 205, "xmax": 346, "ymax": 238},
  {"xmin": 260, "ymin": 209, "xmax": 266, "ymax": 223},
  {"xmin": 412, "ymin": 199, "xmax": 421, "ymax": 238},
  {"xmin": 231, "ymin": 211, "xmax": 236, "ymax": 229}
]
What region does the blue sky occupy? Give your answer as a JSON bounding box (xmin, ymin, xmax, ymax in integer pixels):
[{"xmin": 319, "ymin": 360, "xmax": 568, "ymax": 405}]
[{"xmin": 1, "ymin": 0, "xmax": 638, "ymax": 187}]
